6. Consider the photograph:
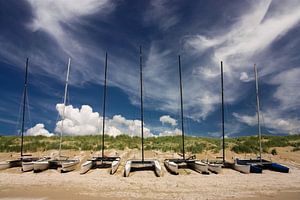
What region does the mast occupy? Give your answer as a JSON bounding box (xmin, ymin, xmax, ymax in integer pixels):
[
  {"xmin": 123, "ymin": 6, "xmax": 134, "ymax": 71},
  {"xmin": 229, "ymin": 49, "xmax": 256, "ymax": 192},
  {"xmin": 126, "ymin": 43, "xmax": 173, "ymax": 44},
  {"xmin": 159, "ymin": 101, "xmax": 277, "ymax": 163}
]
[
  {"xmin": 178, "ymin": 55, "xmax": 185, "ymax": 160},
  {"xmin": 101, "ymin": 52, "xmax": 108, "ymax": 158},
  {"xmin": 59, "ymin": 58, "xmax": 71, "ymax": 157},
  {"xmin": 254, "ymin": 64, "xmax": 262, "ymax": 163},
  {"xmin": 140, "ymin": 46, "xmax": 144, "ymax": 162},
  {"xmin": 20, "ymin": 58, "xmax": 29, "ymax": 158},
  {"xmin": 221, "ymin": 61, "xmax": 225, "ymax": 164}
]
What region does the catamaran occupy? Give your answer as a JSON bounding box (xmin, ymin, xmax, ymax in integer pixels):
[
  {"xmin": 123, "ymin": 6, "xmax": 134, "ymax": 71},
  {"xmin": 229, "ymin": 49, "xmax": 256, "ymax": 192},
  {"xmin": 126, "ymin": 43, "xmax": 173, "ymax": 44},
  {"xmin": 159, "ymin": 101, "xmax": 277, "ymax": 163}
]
[
  {"xmin": 80, "ymin": 52, "xmax": 120, "ymax": 175},
  {"xmin": 202, "ymin": 61, "xmax": 229, "ymax": 174},
  {"xmin": 0, "ymin": 58, "xmax": 41, "ymax": 171},
  {"xmin": 164, "ymin": 55, "xmax": 208, "ymax": 175},
  {"xmin": 33, "ymin": 58, "xmax": 79, "ymax": 172},
  {"xmin": 123, "ymin": 46, "xmax": 161, "ymax": 177},
  {"xmin": 233, "ymin": 64, "xmax": 289, "ymax": 173}
]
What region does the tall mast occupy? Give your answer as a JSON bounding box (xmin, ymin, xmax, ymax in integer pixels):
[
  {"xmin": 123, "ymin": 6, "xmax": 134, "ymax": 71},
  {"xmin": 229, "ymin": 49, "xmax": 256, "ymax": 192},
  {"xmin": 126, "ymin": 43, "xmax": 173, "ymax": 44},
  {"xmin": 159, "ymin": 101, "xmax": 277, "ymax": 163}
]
[
  {"xmin": 178, "ymin": 55, "xmax": 185, "ymax": 160},
  {"xmin": 140, "ymin": 46, "xmax": 144, "ymax": 162},
  {"xmin": 254, "ymin": 64, "xmax": 262, "ymax": 163},
  {"xmin": 101, "ymin": 52, "xmax": 108, "ymax": 158},
  {"xmin": 59, "ymin": 58, "xmax": 71, "ymax": 157},
  {"xmin": 20, "ymin": 58, "xmax": 29, "ymax": 158},
  {"xmin": 221, "ymin": 61, "xmax": 225, "ymax": 164}
]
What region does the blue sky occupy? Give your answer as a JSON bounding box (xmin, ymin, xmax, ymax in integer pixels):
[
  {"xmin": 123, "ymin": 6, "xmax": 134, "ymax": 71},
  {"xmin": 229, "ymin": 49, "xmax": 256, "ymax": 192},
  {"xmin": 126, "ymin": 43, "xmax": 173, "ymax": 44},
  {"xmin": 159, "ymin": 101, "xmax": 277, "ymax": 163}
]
[{"xmin": 0, "ymin": 0, "xmax": 299, "ymax": 137}]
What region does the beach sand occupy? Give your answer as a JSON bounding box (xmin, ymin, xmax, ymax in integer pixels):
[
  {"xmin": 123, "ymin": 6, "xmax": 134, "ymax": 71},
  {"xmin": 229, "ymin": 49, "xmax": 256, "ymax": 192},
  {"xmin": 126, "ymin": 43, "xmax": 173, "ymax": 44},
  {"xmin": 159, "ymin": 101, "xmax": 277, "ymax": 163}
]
[{"xmin": 0, "ymin": 149, "xmax": 300, "ymax": 200}]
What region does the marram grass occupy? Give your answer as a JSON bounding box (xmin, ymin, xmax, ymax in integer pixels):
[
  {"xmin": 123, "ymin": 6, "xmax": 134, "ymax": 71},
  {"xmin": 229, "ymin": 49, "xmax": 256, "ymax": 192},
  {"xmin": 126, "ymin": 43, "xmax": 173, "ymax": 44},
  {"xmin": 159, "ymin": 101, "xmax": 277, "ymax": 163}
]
[{"xmin": 0, "ymin": 134, "xmax": 299, "ymax": 154}]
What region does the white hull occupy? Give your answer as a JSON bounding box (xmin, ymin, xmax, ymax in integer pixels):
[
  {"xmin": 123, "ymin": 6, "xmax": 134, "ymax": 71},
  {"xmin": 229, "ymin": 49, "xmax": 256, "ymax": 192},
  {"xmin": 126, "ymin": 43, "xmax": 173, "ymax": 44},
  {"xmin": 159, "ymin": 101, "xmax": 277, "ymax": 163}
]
[
  {"xmin": 0, "ymin": 161, "xmax": 10, "ymax": 170},
  {"xmin": 124, "ymin": 160, "xmax": 131, "ymax": 177},
  {"xmin": 61, "ymin": 160, "xmax": 79, "ymax": 172},
  {"xmin": 188, "ymin": 161, "xmax": 209, "ymax": 173},
  {"xmin": 22, "ymin": 162, "xmax": 34, "ymax": 172},
  {"xmin": 80, "ymin": 160, "xmax": 93, "ymax": 174},
  {"xmin": 33, "ymin": 159, "xmax": 49, "ymax": 172},
  {"xmin": 164, "ymin": 160, "xmax": 178, "ymax": 174},
  {"xmin": 0, "ymin": 160, "xmax": 20, "ymax": 170},
  {"xmin": 234, "ymin": 163, "xmax": 250, "ymax": 173},
  {"xmin": 208, "ymin": 163, "xmax": 222, "ymax": 174},
  {"xmin": 111, "ymin": 158, "xmax": 120, "ymax": 174},
  {"xmin": 124, "ymin": 160, "xmax": 161, "ymax": 177},
  {"xmin": 154, "ymin": 160, "xmax": 161, "ymax": 177}
]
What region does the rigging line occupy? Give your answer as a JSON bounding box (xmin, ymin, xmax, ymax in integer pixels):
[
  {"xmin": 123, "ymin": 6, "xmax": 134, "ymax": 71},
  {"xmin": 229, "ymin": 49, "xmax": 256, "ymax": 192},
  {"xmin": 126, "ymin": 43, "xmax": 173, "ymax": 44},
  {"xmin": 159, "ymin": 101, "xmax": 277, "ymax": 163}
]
[
  {"xmin": 25, "ymin": 87, "xmax": 32, "ymax": 131},
  {"xmin": 15, "ymin": 90, "xmax": 24, "ymax": 136},
  {"xmin": 59, "ymin": 58, "xmax": 71, "ymax": 157}
]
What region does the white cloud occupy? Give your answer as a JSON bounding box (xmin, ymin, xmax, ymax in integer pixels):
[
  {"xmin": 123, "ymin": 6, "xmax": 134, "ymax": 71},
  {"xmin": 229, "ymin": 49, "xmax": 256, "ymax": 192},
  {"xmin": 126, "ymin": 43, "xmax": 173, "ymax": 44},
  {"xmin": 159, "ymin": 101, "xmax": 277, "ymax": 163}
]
[
  {"xmin": 160, "ymin": 115, "xmax": 177, "ymax": 126},
  {"xmin": 182, "ymin": 0, "xmax": 300, "ymax": 131},
  {"xmin": 240, "ymin": 72, "xmax": 251, "ymax": 82},
  {"xmin": 54, "ymin": 104, "xmax": 154, "ymax": 137},
  {"xmin": 144, "ymin": 0, "xmax": 179, "ymax": 31},
  {"xmin": 26, "ymin": 123, "xmax": 54, "ymax": 137},
  {"xmin": 269, "ymin": 67, "xmax": 300, "ymax": 111},
  {"xmin": 186, "ymin": 0, "xmax": 300, "ymax": 69},
  {"xmin": 27, "ymin": 0, "xmax": 113, "ymax": 48},
  {"xmin": 159, "ymin": 128, "xmax": 182, "ymax": 137},
  {"xmin": 233, "ymin": 111, "xmax": 300, "ymax": 135}
]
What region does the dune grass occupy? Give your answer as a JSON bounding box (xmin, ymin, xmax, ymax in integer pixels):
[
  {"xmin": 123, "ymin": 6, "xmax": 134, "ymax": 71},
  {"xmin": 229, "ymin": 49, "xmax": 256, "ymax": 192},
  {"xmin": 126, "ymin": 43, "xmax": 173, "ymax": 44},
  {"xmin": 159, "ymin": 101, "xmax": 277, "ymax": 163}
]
[{"xmin": 0, "ymin": 134, "xmax": 299, "ymax": 154}]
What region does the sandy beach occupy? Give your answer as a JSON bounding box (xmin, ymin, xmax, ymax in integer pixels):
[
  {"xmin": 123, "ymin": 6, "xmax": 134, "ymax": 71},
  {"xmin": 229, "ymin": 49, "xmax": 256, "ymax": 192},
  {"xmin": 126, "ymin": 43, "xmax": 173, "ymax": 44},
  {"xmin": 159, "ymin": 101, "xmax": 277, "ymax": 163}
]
[{"xmin": 1, "ymin": 149, "xmax": 300, "ymax": 200}]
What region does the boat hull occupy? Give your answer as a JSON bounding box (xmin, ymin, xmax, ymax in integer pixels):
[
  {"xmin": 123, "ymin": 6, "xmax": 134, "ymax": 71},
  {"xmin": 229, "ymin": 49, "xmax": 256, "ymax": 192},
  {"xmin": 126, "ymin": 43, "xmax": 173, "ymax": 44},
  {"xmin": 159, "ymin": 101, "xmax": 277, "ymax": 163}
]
[
  {"xmin": 111, "ymin": 158, "xmax": 120, "ymax": 174},
  {"xmin": 188, "ymin": 161, "xmax": 209, "ymax": 174},
  {"xmin": 33, "ymin": 159, "xmax": 49, "ymax": 172},
  {"xmin": 22, "ymin": 162, "xmax": 34, "ymax": 172},
  {"xmin": 154, "ymin": 160, "xmax": 162, "ymax": 177},
  {"xmin": 208, "ymin": 163, "xmax": 222, "ymax": 174},
  {"xmin": 61, "ymin": 160, "xmax": 80, "ymax": 172},
  {"xmin": 0, "ymin": 160, "xmax": 21, "ymax": 170},
  {"xmin": 264, "ymin": 163, "xmax": 289, "ymax": 173},
  {"xmin": 0, "ymin": 161, "xmax": 10, "ymax": 170},
  {"xmin": 80, "ymin": 160, "xmax": 93, "ymax": 174},
  {"xmin": 124, "ymin": 160, "xmax": 131, "ymax": 177},
  {"xmin": 234, "ymin": 162, "xmax": 250, "ymax": 173},
  {"xmin": 164, "ymin": 160, "xmax": 178, "ymax": 174},
  {"xmin": 124, "ymin": 160, "xmax": 161, "ymax": 177}
]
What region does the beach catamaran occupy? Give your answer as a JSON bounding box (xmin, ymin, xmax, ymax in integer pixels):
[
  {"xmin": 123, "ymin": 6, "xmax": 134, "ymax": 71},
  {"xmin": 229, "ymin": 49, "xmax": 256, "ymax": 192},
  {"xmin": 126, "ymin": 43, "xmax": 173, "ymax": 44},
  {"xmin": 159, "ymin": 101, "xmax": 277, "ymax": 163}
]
[
  {"xmin": 0, "ymin": 58, "xmax": 40, "ymax": 171},
  {"xmin": 164, "ymin": 55, "xmax": 208, "ymax": 175},
  {"xmin": 202, "ymin": 61, "xmax": 228, "ymax": 174},
  {"xmin": 33, "ymin": 58, "xmax": 79, "ymax": 172},
  {"xmin": 234, "ymin": 64, "xmax": 289, "ymax": 173},
  {"xmin": 123, "ymin": 46, "xmax": 161, "ymax": 177},
  {"xmin": 80, "ymin": 53, "xmax": 120, "ymax": 175}
]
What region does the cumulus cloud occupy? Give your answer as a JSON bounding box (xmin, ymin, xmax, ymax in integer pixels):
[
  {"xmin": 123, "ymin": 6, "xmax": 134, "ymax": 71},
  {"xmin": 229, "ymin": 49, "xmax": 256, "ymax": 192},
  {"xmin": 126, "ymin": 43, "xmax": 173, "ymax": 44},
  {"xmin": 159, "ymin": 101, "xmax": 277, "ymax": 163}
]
[
  {"xmin": 26, "ymin": 123, "xmax": 54, "ymax": 137},
  {"xmin": 55, "ymin": 104, "xmax": 154, "ymax": 137},
  {"xmin": 160, "ymin": 115, "xmax": 177, "ymax": 126}
]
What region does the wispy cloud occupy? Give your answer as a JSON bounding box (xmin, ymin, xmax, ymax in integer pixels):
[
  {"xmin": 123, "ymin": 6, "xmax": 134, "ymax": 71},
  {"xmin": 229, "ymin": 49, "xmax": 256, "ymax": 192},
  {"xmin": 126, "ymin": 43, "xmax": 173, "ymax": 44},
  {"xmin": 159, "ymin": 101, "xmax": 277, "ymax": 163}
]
[
  {"xmin": 233, "ymin": 110, "xmax": 300, "ymax": 135},
  {"xmin": 144, "ymin": 0, "xmax": 180, "ymax": 31}
]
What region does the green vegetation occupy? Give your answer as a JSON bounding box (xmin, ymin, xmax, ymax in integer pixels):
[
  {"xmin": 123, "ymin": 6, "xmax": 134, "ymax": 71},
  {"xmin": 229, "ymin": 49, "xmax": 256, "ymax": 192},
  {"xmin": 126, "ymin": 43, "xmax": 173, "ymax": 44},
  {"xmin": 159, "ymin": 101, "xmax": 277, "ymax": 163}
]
[
  {"xmin": 0, "ymin": 134, "xmax": 299, "ymax": 154},
  {"xmin": 271, "ymin": 148, "xmax": 277, "ymax": 155},
  {"xmin": 229, "ymin": 135, "xmax": 300, "ymax": 153}
]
